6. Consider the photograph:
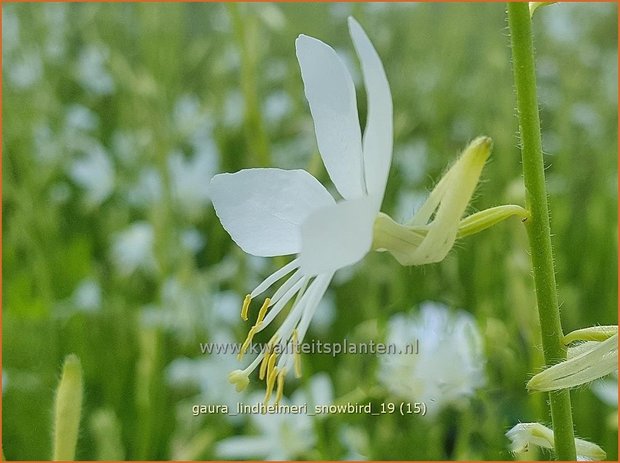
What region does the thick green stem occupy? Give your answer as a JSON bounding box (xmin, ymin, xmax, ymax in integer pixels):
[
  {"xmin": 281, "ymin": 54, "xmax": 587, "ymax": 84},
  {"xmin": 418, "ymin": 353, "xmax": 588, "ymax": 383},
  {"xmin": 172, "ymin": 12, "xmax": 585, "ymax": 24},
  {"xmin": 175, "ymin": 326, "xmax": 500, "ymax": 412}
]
[{"xmin": 507, "ymin": 4, "xmax": 576, "ymax": 460}]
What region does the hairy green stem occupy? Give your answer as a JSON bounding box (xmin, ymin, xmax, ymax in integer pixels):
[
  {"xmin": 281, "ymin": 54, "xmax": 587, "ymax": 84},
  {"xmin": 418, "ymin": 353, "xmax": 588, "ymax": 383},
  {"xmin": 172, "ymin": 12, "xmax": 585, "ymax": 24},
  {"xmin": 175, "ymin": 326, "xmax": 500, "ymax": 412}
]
[{"xmin": 507, "ymin": 4, "xmax": 576, "ymax": 460}]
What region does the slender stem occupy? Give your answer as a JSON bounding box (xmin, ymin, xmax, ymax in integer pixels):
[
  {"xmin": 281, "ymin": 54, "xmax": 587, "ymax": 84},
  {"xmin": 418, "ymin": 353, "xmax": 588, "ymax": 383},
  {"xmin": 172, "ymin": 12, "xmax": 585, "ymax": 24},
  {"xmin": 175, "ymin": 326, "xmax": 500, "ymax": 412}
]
[
  {"xmin": 228, "ymin": 3, "xmax": 271, "ymax": 167},
  {"xmin": 507, "ymin": 4, "xmax": 576, "ymax": 460}
]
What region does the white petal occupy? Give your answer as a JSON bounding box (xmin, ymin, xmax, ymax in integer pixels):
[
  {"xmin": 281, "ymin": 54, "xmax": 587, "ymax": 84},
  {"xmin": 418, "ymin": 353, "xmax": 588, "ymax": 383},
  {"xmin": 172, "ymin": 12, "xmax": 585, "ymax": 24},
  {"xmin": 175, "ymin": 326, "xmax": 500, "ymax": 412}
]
[
  {"xmin": 349, "ymin": 17, "xmax": 393, "ymax": 205},
  {"xmin": 296, "ymin": 35, "xmax": 365, "ymax": 200},
  {"xmin": 300, "ymin": 197, "xmax": 376, "ymax": 275},
  {"xmin": 210, "ymin": 169, "xmax": 334, "ymax": 257}
]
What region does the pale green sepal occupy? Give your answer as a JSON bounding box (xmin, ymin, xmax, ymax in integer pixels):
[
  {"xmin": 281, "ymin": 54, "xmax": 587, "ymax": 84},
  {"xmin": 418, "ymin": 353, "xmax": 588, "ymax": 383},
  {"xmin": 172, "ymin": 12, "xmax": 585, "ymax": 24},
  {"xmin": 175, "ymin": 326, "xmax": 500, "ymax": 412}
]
[
  {"xmin": 457, "ymin": 205, "xmax": 530, "ymax": 239},
  {"xmin": 506, "ymin": 422, "xmax": 606, "ymax": 460},
  {"xmin": 527, "ymin": 334, "xmax": 618, "ymax": 392},
  {"xmin": 529, "ymin": 3, "xmax": 557, "ymax": 18},
  {"xmin": 563, "ymin": 325, "xmax": 618, "ymax": 345},
  {"xmin": 372, "ymin": 137, "xmax": 529, "ymax": 266},
  {"xmin": 372, "ymin": 212, "xmax": 427, "ymax": 266},
  {"xmin": 408, "ymin": 136, "xmax": 492, "ymax": 264},
  {"xmin": 52, "ymin": 354, "xmax": 83, "ymax": 461}
]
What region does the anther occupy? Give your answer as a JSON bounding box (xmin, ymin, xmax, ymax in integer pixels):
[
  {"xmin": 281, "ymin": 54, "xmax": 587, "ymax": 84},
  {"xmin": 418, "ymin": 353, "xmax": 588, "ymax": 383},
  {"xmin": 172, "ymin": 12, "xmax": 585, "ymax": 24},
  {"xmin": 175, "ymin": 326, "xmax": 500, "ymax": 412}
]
[
  {"xmin": 275, "ymin": 369, "xmax": 286, "ymax": 405},
  {"xmin": 256, "ymin": 298, "xmax": 271, "ymax": 325},
  {"xmin": 237, "ymin": 324, "xmax": 261, "ymax": 361},
  {"xmin": 292, "ymin": 329, "xmax": 302, "ymax": 378},
  {"xmin": 241, "ymin": 294, "xmax": 251, "ymax": 321},
  {"xmin": 263, "ymin": 366, "xmax": 278, "ymax": 407},
  {"xmin": 266, "ymin": 350, "xmax": 277, "ymax": 380}
]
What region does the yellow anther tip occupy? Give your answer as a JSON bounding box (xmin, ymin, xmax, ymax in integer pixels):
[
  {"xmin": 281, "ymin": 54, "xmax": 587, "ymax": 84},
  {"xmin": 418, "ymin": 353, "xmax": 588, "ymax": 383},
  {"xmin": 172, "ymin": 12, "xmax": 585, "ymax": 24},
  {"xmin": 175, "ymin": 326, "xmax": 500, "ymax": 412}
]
[
  {"xmin": 275, "ymin": 370, "xmax": 286, "ymax": 405},
  {"xmin": 263, "ymin": 366, "xmax": 279, "ymax": 408},
  {"xmin": 228, "ymin": 370, "xmax": 250, "ymax": 392},
  {"xmin": 241, "ymin": 294, "xmax": 251, "ymax": 321},
  {"xmin": 256, "ymin": 298, "xmax": 271, "ymax": 324}
]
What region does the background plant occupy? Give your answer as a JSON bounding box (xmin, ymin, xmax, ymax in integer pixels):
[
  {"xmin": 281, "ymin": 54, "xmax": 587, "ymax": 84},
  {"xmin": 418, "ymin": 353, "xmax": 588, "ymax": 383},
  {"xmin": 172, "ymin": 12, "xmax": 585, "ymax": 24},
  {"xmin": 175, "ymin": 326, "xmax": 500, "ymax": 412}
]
[{"xmin": 2, "ymin": 3, "xmax": 617, "ymax": 460}]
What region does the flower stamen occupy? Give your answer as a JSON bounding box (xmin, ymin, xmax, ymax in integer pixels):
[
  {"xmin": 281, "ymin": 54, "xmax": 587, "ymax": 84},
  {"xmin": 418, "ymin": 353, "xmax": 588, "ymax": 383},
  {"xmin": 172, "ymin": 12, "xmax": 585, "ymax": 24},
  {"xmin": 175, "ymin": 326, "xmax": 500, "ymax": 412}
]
[
  {"xmin": 240, "ymin": 294, "xmax": 251, "ymax": 321},
  {"xmin": 263, "ymin": 366, "xmax": 279, "ymax": 407},
  {"xmin": 256, "ymin": 298, "xmax": 271, "ymax": 325},
  {"xmin": 275, "ymin": 369, "xmax": 286, "ymax": 405},
  {"xmin": 292, "ymin": 329, "xmax": 302, "ymax": 378},
  {"xmin": 237, "ymin": 323, "xmax": 262, "ymax": 361}
]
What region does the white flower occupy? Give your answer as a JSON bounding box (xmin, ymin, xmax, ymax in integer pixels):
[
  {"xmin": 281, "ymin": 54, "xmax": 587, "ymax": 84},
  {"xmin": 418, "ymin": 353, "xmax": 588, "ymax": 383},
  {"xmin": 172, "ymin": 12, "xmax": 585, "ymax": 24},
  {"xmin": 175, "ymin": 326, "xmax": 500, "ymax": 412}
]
[
  {"xmin": 76, "ymin": 44, "xmax": 115, "ymax": 95},
  {"xmin": 110, "ymin": 221, "xmax": 156, "ymax": 276},
  {"xmin": 210, "ymin": 17, "xmax": 392, "ymax": 402},
  {"xmin": 378, "ymin": 302, "xmax": 486, "ymax": 417},
  {"xmin": 71, "ymin": 278, "xmax": 102, "ymax": 313},
  {"xmin": 215, "ymin": 373, "xmax": 332, "ymax": 460},
  {"xmin": 169, "ymin": 149, "xmax": 217, "ymax": 220},
  {"xmin": 211, "ymin": 17, "xmax": 524, "ymax": 403},
  {"xmin": 166, "ymin": 332, "xmax": 248, "ymax": 414},
  {"xmin": 527, "ymin": 326, "xmax": 618, "ymax": 392},
  {"xmin": 592, "ymin": 373, "xmax": 618, "ymax": 408},
  {"xmin": 592, "ymin": 373, "xmax": 618, "ymax": 430},
  {"xmin": 69, "ymin": 143, "xmax": 115, "ymax": 206},
  {"xmin": 506, "ymin": 422, "xmax": 606, "ymax": 460}
]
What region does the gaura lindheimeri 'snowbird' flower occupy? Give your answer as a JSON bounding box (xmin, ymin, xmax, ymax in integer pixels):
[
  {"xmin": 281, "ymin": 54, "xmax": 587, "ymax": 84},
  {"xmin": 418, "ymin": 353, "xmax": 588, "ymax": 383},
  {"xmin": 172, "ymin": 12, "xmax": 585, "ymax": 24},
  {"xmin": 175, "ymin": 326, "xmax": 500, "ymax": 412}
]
[
  {"xmin": 527, "ymin": 325, "xmax": 618, "ymax": 392},
  {"xmin": 378, "ymin": 303, "xmax": 486, "ymax": 417},
  {"xmin": 210, "ymin": 17, "xmax": 527, "ymax": 405},
  {"xmin": 506, "ymin": 422, "xmax": 606, "ymax": 460}
]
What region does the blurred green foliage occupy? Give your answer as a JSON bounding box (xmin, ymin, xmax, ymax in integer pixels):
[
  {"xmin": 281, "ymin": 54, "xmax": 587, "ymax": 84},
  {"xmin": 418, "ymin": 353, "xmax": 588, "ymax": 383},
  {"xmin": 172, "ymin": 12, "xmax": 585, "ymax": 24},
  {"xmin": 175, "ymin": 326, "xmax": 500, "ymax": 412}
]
[{"xmin": 2, "ymin": 3, "xmax": 617, "ymax": 460}]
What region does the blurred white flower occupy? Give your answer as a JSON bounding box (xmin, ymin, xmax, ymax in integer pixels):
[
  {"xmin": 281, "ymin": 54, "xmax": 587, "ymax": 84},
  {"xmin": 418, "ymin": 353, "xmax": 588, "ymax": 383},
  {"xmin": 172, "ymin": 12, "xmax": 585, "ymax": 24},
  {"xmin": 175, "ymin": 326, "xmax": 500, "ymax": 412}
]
[
  {"xmin": 69, "ymin": 144, "xmax": 115, "ymax": 206},
  {"xmin": 111, "ymin": 222, "xmax": 156, "ymax": 276},
  {"xmin": 169, "ymin": 148, "xmax": 217, "ymax": 220},
  {"xmin": 592, "ymin": 373, "xmax": 618, "ymax": 408},
  {"xmin": 71, "ymin": 278, "xmax": 102, "ymax": 313},
  {"xmin": 393, "ymin": 190, "xmax": 427, "ymax": 224},
  {"xmin": 127, "ymin": 168, "xmax": 162, "ymax": 208},
  {"xmin": 112, "ymin": 129, "xmax": 153, "ymax": 168},
  {"xmin": 379, "ymin": 302, "xmax": 486, "ymax": 417},
  {"xmin": 263, "ymin": 91, "xmax": 293, "ymax": 124},
  {"xmin": 7, "ymin": 50, "xmax": 43, "ymax": 89},
  {"xmin": 506, "ymin": 422, "xmax": 606, "ymax": 460},
  {"xmin": 173, "ymin": 94, "xmax": 213, "ymax": 137},
  {"xmin": 139, "ymin": 276, "xmax": 211, "ymax": 339},
  {"xmin": 42, "ymin": 3, "xmax": 68, "ymax": 59},
  {"xmin": 212, "ymin": 291, "xmax": 245, "ymax": 326},
  {"xmin": 311, "ymin": 290, "xmax": 336, "ymax": 335},
  {"xmin": 255, "ymin": 4, "xmax": 286, "ymax": 31},
  {"xmin": 76, "ymin": 44, "xmax": 115, "ymax": 95},
  {"xmin": 180, "ymin": 228, "xmax": 205, "ymax": 254},
  {"xmin": 222, "ymin": 90, "xmax": 244, "ymax": 128},
  {"xmin": 592, "ymin": 373, "xmax": 618, "ymax": 430},
  {"xmin": 65, "ymin": 104, "xmax": 99, "ymax": 133},
  {"xmin": 394, "ymin": 139, "xmax": 428, "ymax": 185},
  {"xmin": 2, "ymin": 8, "xmax": 20, "ymax": 56},
  {"xmin": 215, "ymin": 374, "xmax": 332, "ymax": 460},
  {"xmin": 339, "ymin": 426, "xmax": 369, "ymax": 461},
  {"xmin": 211, "ymin": 17, "xmax": 393, "ymax": 402},
  {"xmin": 167, "ymin": 332, "xmax": 248, "ymax": 413}
]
